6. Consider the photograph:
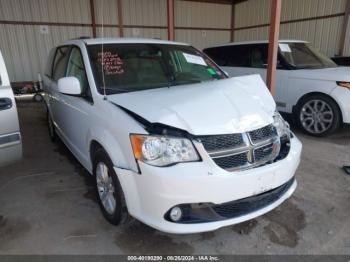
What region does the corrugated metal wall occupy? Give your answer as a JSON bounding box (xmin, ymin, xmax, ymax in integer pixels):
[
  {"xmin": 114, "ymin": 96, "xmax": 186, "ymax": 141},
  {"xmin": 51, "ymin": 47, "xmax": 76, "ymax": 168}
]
[
  {"xmin": 0, "ymin": 0, "xmax": 349, "ymax": 82},
  {"xmin": 234, "ymin": 0, "xmax": 347, "ymax": 57},
  {"xmin": 0, "ymin": 0, "xmax": 93, "ymax": 82},
  {"xmin": 122, "ymin": 0, "xmax": 168, "ymax": 39},
  {"xmin": 95, "ymin": 0, "xmax": 119, "ymax": 26},
  {"xmin": 0, "ymin": 0, "xmax": 91, "ymax": 23},
  {"xmin": 94, "ymin": 0, "xmax": 119, "ymax": 37},
  {"xmin": 0, "ymin": 25, "xmax": 92, "ymax": 82},
  {"xmin": 174, "ymin": 0, "xmax": 231, "ymax": 49},
  {"xmin": 344, "ymin": 19, "xmax": 350, "ymax": 56},
  {"xmin": 0, "ymin": 0, "xmax": 232, "ymax": 82},
  {"xmin": 122, "ymin": 0, "xmax": 167, "ymax": 27}
]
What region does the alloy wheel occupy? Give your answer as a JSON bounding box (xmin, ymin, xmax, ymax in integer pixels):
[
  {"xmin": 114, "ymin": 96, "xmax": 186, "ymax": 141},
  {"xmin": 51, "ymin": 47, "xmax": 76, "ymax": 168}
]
[
  {"xmin": 300, "ymin": 99, "xmax": 334, "ymax": 135},
  {"xmin": 96, "ymin": 162, "xmax": 116, "ymax": 215}
]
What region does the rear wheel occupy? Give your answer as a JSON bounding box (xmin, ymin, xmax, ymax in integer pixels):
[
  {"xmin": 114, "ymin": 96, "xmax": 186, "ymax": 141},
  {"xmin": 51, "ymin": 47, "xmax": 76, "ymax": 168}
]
[
  {"xmin": 93, "ymin": 149, "xmax": 127, "ymax": 225},
  {"xmin": 296, "ymin": 94, "xmax": 341, "ymax": 136}
]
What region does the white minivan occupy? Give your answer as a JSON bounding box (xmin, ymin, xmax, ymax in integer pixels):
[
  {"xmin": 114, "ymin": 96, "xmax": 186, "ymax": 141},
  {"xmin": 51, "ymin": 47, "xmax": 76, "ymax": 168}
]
[
  {"xmin": 43, "ymin": 38, "xmax": 302, "ymax": 234},
  {"xmin": 204, "ymin": 40, "xmax": 350, "ymax": 136}
]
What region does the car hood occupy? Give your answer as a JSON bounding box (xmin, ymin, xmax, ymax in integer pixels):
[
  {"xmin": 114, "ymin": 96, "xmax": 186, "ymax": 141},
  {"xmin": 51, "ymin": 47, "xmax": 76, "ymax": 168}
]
[
  {"xmin": 108, "ymin": 75, "xmax": 276, "ymax": 135},
  {"xmin": 290, "ymin": 66, "xmax": 350, "ymax": 82}
]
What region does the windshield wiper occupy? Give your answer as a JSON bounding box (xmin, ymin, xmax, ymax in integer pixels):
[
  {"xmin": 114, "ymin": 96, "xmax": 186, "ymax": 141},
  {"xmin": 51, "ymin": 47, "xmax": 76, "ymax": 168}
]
[
  {"xmin": 100, "ymin": 87, "xmax": 132, "ymax": 95},
  {"xmin": 102, "ymin": 83, "xmax": 173, "ymax": 95}
]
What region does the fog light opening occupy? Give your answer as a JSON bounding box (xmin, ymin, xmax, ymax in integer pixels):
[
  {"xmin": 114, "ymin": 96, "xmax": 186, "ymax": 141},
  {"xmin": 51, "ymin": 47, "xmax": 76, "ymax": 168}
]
[{"xmin": 170, "ymin": 207, "xmax": 183, "ymax": 222}]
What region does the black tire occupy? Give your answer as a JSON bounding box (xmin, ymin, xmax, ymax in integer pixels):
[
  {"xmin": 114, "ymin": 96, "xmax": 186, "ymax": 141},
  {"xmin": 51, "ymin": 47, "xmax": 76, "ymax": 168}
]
[
  {"xmin": 33, "ymin": 93, "xmax": 43, "ymax": 102},
  {"xmin": 93, "ymin": 149, "xmax": 128, "ymax": 225},
  {"xmin": 47, "ymin": 110, "xmax": 57, "ymax": 142},
  {"xmin": 295, "ymin": 94, "xmax": 341, "ymax": 137}
]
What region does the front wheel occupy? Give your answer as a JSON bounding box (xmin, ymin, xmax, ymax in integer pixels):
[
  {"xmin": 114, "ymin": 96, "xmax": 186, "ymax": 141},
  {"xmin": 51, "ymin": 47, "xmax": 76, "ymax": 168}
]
[
  {"xmin": 93, "ymin": 149, "xmax": 128, "ymax": 225},
  {"xmin": 296, "ymin": 95, "xmax": 341, "ymax": 136}
]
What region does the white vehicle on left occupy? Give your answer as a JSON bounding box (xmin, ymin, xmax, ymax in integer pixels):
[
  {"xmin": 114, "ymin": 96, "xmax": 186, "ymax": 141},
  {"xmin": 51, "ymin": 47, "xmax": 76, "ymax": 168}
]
[{"xmin": 0, "ymin": 50, "xmax": 22, "ymax": 167}]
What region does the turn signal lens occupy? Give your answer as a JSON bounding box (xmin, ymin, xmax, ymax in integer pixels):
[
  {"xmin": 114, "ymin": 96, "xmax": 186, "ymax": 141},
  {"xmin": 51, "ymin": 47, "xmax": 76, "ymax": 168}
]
[
  {"xmin": 130, "ymin": 135, "xmax": 145, "ymax": 160},
  {"xmin": 337, "ymin": 81, "xmax": 350, "ymax": 89}
]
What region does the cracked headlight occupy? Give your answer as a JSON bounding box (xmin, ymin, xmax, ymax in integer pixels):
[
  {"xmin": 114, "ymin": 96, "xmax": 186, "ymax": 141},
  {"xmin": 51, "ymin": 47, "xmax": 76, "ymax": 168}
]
[
  {"xmin": 130, "ymin": 134, "xmax": 200, "ymax": 167},
  {"xmin": 273, "ymin": 112, "xmax": 290, "ymax": 138}
]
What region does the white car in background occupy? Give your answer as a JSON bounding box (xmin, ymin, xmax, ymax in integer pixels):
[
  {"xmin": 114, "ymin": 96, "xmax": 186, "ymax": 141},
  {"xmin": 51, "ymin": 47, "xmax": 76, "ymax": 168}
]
[
  {"xmin": 204, "ymin": 40, "xmax": 350, "ymax": 136},
  {"xmin": 43, "ymin": 38, "xmax": 302, "ymax": 234},
  {"xmin": 0, "ymin": 50, "xmax": 22, "ymax": 167}
]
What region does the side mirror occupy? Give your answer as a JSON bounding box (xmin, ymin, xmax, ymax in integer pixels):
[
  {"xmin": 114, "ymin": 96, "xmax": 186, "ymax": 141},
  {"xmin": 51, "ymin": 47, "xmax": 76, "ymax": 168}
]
[{"xmin": 58, "ymin": 77, "xmax": 82, "ymax": 95}]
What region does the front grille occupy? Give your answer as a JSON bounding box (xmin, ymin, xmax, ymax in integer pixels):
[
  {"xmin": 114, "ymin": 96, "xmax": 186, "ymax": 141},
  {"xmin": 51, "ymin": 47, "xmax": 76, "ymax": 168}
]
[
  {"xmin": 198, "ymin": 134, "xmax": 244, "ymax": 152},
  {"xmin": 249, "ymin": 125, "xmax": 277, "ymax": 144},
  {"xmin": 197, "ymin": 124, "xmax": 282, "ymax": 171},
  {"xmin": 212, "ymin": 152, "xmax": 248, "ymax": 170},
  {"xmin": 212, "ymin": 178, "xmax": 295, "ymax": 219},
  {"xmin": 254, "ymin": 143, "xmax": 274, "ymax": 162}
]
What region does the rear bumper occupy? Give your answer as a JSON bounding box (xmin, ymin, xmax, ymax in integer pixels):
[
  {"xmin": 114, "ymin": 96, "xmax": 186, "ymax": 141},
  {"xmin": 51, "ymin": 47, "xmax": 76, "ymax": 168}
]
[{"xmin": 116, "ymin": 137, "xmax": 302, "ymax": 234}]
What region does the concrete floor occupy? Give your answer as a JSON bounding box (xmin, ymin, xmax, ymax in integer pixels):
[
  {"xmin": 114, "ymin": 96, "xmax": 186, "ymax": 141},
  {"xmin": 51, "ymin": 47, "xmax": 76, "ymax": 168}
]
[{"xmin": 0, "ymin": 99, "xmax": 350, "ymax": 255}]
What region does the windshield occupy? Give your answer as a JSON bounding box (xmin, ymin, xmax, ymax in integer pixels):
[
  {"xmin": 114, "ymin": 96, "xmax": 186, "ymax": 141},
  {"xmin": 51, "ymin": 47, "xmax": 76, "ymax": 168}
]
[
  {"xmin": 87, "ymin": 43, "xmax": 226, "ymax": 95},
  {"xmin": 279, "ymin": 42, "xmax": 337, "ymax": 69}
]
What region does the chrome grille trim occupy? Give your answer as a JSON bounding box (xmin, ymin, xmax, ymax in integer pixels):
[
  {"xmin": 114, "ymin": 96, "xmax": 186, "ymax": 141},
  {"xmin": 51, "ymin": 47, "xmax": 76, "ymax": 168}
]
[
  {"xmin": 197, "ymin": 133, "xmax": 244, "ymax": 153},
  {"xmin": 248, "ymin": 125, "xmax": 278, "ymax": 145},
  {"xmin": 198, "ymin": 125, "xmax": 281, "ymax": 171}
]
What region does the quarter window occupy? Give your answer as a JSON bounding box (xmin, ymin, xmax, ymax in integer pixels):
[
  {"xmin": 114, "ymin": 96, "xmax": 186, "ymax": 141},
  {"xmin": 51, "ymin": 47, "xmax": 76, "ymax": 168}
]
[
  {"xmin": 45, "ymin": 48, "xmax": 56, "ymax": 78},
  {"xmin": 52, "ymin": 46, "xmax": 70, "ymax": 82},
  {"xmin": 66, "ymin": 47, "xmax": 91, "ymax": 98},
  {"xmin": 204, "ymin": 46, "xmax": 251, "ymax": 67}
]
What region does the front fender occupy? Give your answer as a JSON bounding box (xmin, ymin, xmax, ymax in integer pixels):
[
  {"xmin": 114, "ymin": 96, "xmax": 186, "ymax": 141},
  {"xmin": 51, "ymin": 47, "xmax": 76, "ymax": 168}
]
[
  {"xmin": 288, "ymin": 78, "xmax": 337, "ymax": 110},
  {"xmin": 86, "ymin": 126, "xmax": 139, "ymax": 174}
]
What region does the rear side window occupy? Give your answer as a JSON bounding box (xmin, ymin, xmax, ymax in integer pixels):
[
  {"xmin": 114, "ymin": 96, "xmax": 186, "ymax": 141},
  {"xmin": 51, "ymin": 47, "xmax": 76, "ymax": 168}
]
[
  {"xmin": 52, "ymin": 46, "xmax": 70, "ymax": 82},
  {"xmin": 204, "ymin": 46, "xmax": 251, "ymax": 67},
  {"xmin": 249, "ymin": 44, "xmax": 268, "ymax": 68}
]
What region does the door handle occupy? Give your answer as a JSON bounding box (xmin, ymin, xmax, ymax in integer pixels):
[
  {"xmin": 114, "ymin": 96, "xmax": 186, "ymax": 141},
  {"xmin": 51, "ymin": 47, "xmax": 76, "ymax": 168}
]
[{"xmin": 0, "ymin": 98, "xmax": 12, "ymax": 111}]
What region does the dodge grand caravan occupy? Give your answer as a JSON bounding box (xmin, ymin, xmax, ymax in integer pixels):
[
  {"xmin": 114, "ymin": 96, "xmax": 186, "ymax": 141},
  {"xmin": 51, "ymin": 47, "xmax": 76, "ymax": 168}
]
[
  {"xmin": 43, "ymin": 38, "xmax": 302, "ymax": 234},
  {"xmin": 204, "ymin": 40, "xmax": 350, "ymax": 137}
]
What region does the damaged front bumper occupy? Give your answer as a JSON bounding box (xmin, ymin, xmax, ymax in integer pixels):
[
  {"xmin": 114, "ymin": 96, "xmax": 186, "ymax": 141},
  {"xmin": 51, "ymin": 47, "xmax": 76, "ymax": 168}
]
[{"xmin": 115, "ymin": 136, "xmax": 302, "ymax": 234}]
